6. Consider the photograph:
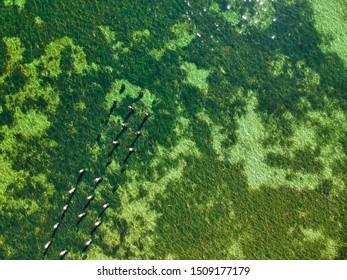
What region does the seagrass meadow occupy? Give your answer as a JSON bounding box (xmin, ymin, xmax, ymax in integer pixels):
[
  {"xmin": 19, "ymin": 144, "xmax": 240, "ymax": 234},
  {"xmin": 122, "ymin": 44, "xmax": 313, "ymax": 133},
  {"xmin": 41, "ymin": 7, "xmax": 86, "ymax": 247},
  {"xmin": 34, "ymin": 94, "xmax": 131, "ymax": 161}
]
[{"xmin": 0, "ymin": 0, "xmax": 346, "ymax": 260}]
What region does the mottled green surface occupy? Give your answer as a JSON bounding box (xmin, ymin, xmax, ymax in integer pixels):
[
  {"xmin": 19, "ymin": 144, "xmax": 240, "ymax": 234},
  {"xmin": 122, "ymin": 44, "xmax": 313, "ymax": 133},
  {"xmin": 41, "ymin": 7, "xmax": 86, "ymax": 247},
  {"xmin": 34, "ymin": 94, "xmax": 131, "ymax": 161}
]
[{"xmin": 0, "ymin": 0, "xmax": 346, "ymax": 260}]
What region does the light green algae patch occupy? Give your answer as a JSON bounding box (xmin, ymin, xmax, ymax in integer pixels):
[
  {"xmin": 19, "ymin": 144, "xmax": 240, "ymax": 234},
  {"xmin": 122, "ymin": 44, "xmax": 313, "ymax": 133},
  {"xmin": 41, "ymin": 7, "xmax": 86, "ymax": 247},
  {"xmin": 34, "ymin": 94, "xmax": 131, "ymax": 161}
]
[
  {"xmin": 99, "ymin": 26, "xmax": 150, "ymax": 61},
  {"xmin": 310, "ymin": 0, "xmax": 347, "ymax": 66},
  {"xmin": 36, "ymin": 37, "xmax": 90, "ymax": 77},
  {"xmin": 227, "ymin": 92, "xmax": 286, "ymax": 189},
  {"xmin": 208, "ymin": 0, "xmax": 276, "ymax": 33},
  {"xmin": 268, "ymin": 54, "xmax": 292, "ymax": 77},
  {"xmin": 226, "ymin": 239, "xmax": 245, "ymax": 259},
  {"xmin": 1, "ymin": 37, "xmax": 66, "ymax": 114},
  {"xmin": 223, "ymin": 10, "xmax": 241, "ymax": 26},
  {"xmin": 4, "ymin": 0, "xmax": 26, "ymax": 11},
  {"xmin": 13, "ymin": 109, "xmax": 51, "ymax": 137},
  {"xmin": 197, "ymin": 110, "xmax": 227, "ymax": 159},
  {"xmin": 99, "ymin": 25, "xmax": 116, "ymax": 43},
  {"xmin": 106, "ymin": 79, "xmax": 156, "ymax": 111},
  {"xmin": 291, "ymin": 122, "xmax": 316, "ymax": 148},
  {"xmin": 180, "ymin": 62, "xmax": 210, "ymax": 94},
  {"xmin": 0, "ymin": 36, "xmax": 89, "ymax": 199},
  {"xmin": 265, "ymin": 95, "xmax": 346, "ymax": 192},
  {"xmin": 209, "ymin": 2, "xmax": 220, "ymax": 13},
  {"xmin": 109, "ymin": 145, "xmax": 199, "ymax": 258},
  {"xmin": 4, "ymin": 65, "xmax": 60, "ymax": 114},
  {"xmin": 110, "ymin": 179, "xmax": 161, "ymax": 259},
  {"xmin": 221, "ymin": 90, "xmax": 346, "ymax": 191},
  {"xmin": 96, "ymin": 109, "xmax": 201, "ymax": 258},
  {"xmin": 34, "ymin": 16, "xmax": 43, "ymax": 26},
  {"xmin": 303, "ymin": 105, "xmax": 347, "ymax": 192},
  {"xmin": 99, "ymin": 25, "xmax": 129, "ymax": 60},
  {"xmin": 209, "ymin": 2, "xmax": 240, "ymax": 25},
  {"xmin": 150, "ymin": 21, "xmax": 196, "ymax": 61},
  {"xmin": 164, "ymin": 253, "xmax": 179, "ymax": 260},
  {"xmin": 167, "ymin": 21, "xmax": 196, "ymax": 50},
  {"xmin": 0, "ymin": 157, "xmax": 19, "ymax": 194},
  {"xmin": 174, "ymin": 106, "xmax": 191, "ymax": 137},
  {"xmin": 269, "ymin": 57, "xmax": 321, "ymax": 95},
  {"xmin": 2, "ymin": 37, "xmax": 25, "ymax": 73},
  {"xmin": 132, "ymin": 29, "xmax": 150, "ymax": 44},
  {"xmin": 299, "ymin": 227, "xmax": 338, "ymax": 259}
]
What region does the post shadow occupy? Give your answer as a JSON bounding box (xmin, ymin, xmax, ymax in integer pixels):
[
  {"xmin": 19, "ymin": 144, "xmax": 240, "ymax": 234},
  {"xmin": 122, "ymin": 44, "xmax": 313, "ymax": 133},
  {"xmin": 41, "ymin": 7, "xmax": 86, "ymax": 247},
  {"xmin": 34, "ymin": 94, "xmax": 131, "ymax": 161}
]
[
  {"xmin": 133, "ymin": 91, "xmax": 144, "ymax": 103},
  {"xmin": 114, "ymin": 123, "xmax": 127, "ymax": 140},
  {"xmin": 96, "ymin": 133, "xmax": 101, "ymax": 142},
  {"xmin": 104, "ymin": 99, "xmax": 117, "ymax": 125},
  {"xmin": 137, "ymin": 112, "xmax": 149, "ymax": 131},
  {"xmin": 105, "ymin": 158, "xmax": 112, "ymax": 167},
  {"xmin": 123, "ymin": 147, "xmax": 134, "ymax": 164},
  {"xmin": 119, "ymin": 83, "xmax": 125, "ymax": 94},
  {"xmin": 112, "ymin": 184, "xmax": 120, "ymax": 193},
  {"xmin": 123, "ymin": 105, "xmax": 135, "ymax": 122},
  {"xmin": 129, "ymin": 131, "xmax": 141, "ymax": 147},
  {"xmin": 120, "ymin": 165, "xmax": 127, "ymax": 173}
]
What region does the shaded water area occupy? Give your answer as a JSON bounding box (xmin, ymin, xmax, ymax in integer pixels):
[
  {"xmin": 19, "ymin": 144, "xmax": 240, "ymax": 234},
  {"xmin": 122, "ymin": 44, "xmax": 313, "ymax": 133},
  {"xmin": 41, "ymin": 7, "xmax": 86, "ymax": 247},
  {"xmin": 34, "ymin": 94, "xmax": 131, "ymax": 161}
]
[{"xmin": 0, "ymin": 0, "xmax": 346, "ymax": 259}]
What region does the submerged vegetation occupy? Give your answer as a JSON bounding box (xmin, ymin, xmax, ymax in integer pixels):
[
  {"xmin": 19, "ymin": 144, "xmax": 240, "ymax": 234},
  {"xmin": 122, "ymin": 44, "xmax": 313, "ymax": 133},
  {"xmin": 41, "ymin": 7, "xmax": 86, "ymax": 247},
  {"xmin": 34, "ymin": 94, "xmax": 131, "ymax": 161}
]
[{"xmin": 0, "ymin": 0, "xmax": 346, "ymax": 259}]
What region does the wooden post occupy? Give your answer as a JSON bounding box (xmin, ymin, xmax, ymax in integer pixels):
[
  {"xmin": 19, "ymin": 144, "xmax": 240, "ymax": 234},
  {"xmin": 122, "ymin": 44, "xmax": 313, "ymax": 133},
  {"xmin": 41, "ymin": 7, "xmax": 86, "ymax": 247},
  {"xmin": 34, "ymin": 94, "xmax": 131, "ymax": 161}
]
[
  {"xmin": 123, "ymin": 147, "xmax": 134, "ymax": 164},
  {"xmin": 59, "ymin": 249, "xmax": 68, "ymax": 260},
  {"xmin": 77, "ymin": 169, "xmax": 86, "ymax": 185},
  {"xmin": 91, "ymin": 221, "xmax": 102, "ymax": 235},
  {"xmin": 61, "ymin": 204, "xmax": 69, "ymax": 220},
  {"xmin": 83, "ymin": 195, "xmax": 94, "ymax": 210},
  {"xmin": 98, "ymin": 203, "xmax": 110, "ymax": 218},
  {"xmin": 51, "ymin": 222, "xmax": 60, "ymax": 237},
  {"xmin": 82, "ymin": 239, "xmax": 93, "ymax": 252},
  {"xmin": 43, "ymin": 240, "xmax": 53, "ymax": 256},
  {"xmin": 76, "ymin": 212, "xmax": 87, "ymax": 225}
]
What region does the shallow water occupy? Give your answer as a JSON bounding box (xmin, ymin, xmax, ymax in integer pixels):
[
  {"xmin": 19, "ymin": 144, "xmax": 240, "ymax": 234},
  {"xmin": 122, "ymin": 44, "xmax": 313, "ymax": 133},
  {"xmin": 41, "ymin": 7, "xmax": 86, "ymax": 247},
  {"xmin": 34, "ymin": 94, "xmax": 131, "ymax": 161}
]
[{"xmin": 0, "ymin": 0, "xmax": 346, "ymax": 260}]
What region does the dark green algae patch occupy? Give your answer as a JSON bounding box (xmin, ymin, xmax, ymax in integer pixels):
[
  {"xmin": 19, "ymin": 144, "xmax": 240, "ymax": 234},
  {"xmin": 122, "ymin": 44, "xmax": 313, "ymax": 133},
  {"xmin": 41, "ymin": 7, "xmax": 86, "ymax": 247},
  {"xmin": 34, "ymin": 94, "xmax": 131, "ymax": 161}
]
[{"xmin": 0, "ymin": 0, "xmax": 346, "ymax": 259}]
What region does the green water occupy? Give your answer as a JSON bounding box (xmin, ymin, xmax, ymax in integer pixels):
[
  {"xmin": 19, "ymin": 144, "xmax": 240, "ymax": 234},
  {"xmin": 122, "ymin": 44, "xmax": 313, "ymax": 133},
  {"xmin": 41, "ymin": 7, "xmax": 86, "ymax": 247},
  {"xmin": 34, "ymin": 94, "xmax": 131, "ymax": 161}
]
[{"xmin": 0, "ymin": 0, "xmax": 346, "ymax": 260}]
